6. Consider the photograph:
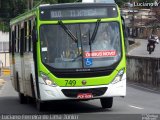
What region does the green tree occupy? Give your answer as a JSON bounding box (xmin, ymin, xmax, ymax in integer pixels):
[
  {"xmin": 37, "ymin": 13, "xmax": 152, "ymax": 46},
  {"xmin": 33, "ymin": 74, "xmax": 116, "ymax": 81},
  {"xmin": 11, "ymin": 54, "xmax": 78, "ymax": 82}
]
[
  {"xmin": 0, "ymin": 0, "xmax": 80, "ymax": 32},
  {"xmin": 115, "ymin": 0, "xmax": 130, "ymax": 7},
  {"xmin": 10, "ymin": 0, "xmax": 27, "ymax": 18},
  {"xmin": 138, "ymin": 0, "xmax": 155, "ymax": 3},
  {"xmin": 33, "ymin": 0, "xmax": 80, "ymax": 7},
  {"xmin": 58, "ymin": 0, "xmax": 77, "ymax": 3}
]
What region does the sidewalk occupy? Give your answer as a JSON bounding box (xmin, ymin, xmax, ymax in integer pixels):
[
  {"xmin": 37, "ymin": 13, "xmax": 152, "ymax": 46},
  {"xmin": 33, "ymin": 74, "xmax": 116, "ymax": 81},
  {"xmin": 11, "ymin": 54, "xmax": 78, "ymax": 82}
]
[
  {"xmin": 0, "ymin": 78, "xmax": 5, "ymax": 89},
  {"xmin": 0, "ymin": 75, "xmax": 17, "ymax": 97},
  {"xmin": 0, "ymin": 76, "xmax": 6, "ymax": 90},
  {"xmin": 0, "ymin": 67, "xmax": 10, "ymax": 89}
]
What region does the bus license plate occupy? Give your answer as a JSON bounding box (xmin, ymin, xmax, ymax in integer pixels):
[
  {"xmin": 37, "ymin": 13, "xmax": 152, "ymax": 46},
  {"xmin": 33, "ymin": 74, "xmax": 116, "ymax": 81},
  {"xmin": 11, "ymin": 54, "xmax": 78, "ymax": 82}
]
[{"xmin": 77, "ymin": 93, "xmax": 93, "ymax": 99}]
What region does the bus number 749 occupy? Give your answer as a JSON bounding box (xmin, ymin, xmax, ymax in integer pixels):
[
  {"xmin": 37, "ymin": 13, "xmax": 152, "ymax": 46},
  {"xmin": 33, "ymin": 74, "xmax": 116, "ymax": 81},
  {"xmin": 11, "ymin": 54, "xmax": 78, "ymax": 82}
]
[{"xmin": 65, "ymin": 80, "xmax": 76, "ymax": 86}]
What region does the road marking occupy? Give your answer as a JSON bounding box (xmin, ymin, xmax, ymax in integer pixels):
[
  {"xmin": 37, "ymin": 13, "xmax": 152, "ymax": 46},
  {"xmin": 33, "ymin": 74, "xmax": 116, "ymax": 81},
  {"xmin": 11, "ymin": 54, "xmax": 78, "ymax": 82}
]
[
  {"xmin": 129, "ymin": 105, "xmax": 144, "ymax": 110},
  {"xmin": 128, "ymin": 83, "xmax": 160, "ymax": 94}
]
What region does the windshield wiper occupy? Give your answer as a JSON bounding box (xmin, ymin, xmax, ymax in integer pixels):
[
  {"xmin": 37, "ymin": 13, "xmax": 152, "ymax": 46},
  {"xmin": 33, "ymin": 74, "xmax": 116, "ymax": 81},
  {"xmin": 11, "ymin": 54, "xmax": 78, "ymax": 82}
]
[
  {"xmin": 90, "ymin": 19, "xmax": 101, "ymax": 44},
  {"xmin": 58, "ymin": 20, "xmax": 78, "ymax": 43}
]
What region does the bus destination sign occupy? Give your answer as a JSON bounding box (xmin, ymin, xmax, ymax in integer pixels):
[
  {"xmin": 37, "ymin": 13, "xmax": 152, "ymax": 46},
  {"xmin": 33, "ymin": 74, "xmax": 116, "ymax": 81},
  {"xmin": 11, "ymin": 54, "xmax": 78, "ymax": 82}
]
[
  {"xmin": 50, "ymin": 8, "xmax": 107, "ymax": 18},
  {"xmin": 40, "ymin": 6, "xmax": 117, "ymax": 20}
]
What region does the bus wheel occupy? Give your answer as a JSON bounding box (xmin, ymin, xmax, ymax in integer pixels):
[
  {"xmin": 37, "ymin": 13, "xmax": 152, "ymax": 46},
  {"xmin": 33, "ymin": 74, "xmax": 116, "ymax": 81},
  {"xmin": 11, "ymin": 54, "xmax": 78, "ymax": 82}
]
[
  {"xmin": 100, "ymin": 97, "xmax": 113, "ymax": 109},
  {"xmin": 36, "ymin": 100, "xmax": 45, "ymax": 112},
  {"xmin": 19, "ymin": 93, "xmax": 27, "ymax": 104}
]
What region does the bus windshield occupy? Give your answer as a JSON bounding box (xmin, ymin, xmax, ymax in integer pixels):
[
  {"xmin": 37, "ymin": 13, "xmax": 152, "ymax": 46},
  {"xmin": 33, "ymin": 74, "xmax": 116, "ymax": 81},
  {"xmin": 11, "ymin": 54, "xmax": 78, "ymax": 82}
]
[{"xmin": 40, "ymin": 21, "xmax": 121, "ymax": 69}]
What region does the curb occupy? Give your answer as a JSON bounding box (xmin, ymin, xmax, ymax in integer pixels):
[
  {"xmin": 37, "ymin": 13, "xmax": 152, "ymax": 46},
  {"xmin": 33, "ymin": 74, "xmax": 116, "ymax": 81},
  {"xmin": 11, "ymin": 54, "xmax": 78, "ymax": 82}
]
[
  {"xmin": 1, "ymin": 68, "xmax": 10, "ymax": 75},
  {"xmin": 129, "ymin": 41, "xmax": 141, "ymax": 51},
  {"xmin": 128, "ymin": 82, "xmax": 160, "ymax": 94}
]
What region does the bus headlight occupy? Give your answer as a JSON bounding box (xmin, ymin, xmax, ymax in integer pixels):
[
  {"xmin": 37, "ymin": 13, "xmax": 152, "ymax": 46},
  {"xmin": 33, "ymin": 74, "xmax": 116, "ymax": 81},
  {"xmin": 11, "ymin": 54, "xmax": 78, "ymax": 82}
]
[
  {"xmin": 111, "ymin": 68, "xmax": 124, "ymax": 84},
  {"xmin": 40, "ymin": 72, "xmax": 57, "ymax": 87}
]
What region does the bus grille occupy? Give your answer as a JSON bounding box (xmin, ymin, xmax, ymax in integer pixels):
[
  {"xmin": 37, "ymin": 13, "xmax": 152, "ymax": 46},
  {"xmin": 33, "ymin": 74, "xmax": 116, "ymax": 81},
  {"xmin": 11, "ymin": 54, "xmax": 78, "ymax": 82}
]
[{"xmin": 61, "ymin": 87, "xmax": 107, "ymax": 98}]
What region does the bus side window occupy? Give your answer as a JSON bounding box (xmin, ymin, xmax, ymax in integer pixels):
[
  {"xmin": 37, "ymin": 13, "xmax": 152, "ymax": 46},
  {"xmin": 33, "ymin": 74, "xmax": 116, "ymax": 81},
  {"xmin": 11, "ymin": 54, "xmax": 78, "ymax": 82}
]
[
  {"xmin": 25, "ymin": 20, "xmax": 32, "ymax": 53},
  {"xmin": 20, "ymin": 25, "xmax": 25, "ymax": 56},
  {"xmin": 29, "ymin": 20, "xmax": 32, "ymax": 52},
  {"xmin": 15, "ymin": 25, "xmax": 19, "ymax": 53},
  {"xmin": 14, "ymin": 26, "xmax": 16, "ymax": 53},
  {"xmin": 24, "ymin": 22, "xmax": 27, "ymax": 52},
  {"xmin": 11, "ymin": 28, "xmax": 15, "ymax": 55},
  {"xmin": 26, "ymin": 21, "xmax": 29, "ymax": 52},
  {"xmin": 18, "ymin": 25, "xmax": 20, "ymax": 53},
  {"xmin": 16, "ymin": 25, "xmax": 20, "ymax": 53},
  {"xmin": 30, "ymin": 20, "xmax": 33, "ymax": 52}
]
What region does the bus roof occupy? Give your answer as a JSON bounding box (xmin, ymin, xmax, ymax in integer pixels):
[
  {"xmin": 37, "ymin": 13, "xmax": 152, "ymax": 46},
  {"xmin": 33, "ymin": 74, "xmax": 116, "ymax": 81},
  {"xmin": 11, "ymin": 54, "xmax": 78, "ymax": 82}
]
[
  {"xmin": 82, "ymin": 0, "xmax": 115, "ymax": 3},
  {"xmin": 39, "ymin": 3, "xmax": 118, "ymax": 20},
  {"xmin": 39, "ymin": 2, "xmax": 117, "ymax": 9},
  {"xmin": 10, "ymin": 2, "xmax": 118, "ymax": 25}
]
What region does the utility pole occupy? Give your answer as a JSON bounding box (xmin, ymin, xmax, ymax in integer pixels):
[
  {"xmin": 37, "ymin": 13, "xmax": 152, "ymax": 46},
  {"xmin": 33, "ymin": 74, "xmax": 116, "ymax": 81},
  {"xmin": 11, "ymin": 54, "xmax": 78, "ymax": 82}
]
[
  {"xmin": 30, "ymin": 0, "xmax": 33, "ymax": 9},
  {"xmin": 28, "ymin": 0, "xmax": 33, "ymax": 10},
  {"xmin": 131, "ymin": 0, "xmax": 135, "ymax": 38},
  {"xmin": 27, "ymin": 0, "xmax": 29, "ymax": 10},
  {"xmin": 0, "ymin": 0, "xmax": 1, "ymax": 8}
]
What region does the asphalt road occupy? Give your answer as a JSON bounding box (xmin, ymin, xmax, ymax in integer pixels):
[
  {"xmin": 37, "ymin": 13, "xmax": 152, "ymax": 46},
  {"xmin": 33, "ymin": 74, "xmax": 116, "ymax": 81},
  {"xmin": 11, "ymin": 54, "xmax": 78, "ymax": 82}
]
[
  {"xmin": 128, "ymin": 39, "xmax": 160, "ymax": 57},
  {"xmin": 1, "ymin": 39, "xmax": 160, "ymax": 120},
  {"xmin": 0, "ymin": 76, "xmax": 160, "ymax": 120}
]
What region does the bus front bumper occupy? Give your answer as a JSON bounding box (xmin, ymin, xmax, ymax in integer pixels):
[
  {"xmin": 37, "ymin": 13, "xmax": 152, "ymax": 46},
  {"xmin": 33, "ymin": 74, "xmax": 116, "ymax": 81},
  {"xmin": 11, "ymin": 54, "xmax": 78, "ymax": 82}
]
[{"xmin": 38, "ymin": 75, "xmax": 126, "ymax": 101}]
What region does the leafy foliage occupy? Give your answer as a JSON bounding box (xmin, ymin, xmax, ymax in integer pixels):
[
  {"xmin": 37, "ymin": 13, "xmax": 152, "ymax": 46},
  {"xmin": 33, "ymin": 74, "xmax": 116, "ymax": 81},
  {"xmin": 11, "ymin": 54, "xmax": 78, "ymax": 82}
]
[
  {"xmin": 115, "ymin": 0, "xmax": 130, "ymax": 7},
  {"xmin": 0, "ymin": 0, "xmax": 79, "ymax": 31},
  {"xmin": 0, "ymin": 0, "xmax": 158, "ymax": 32},
  {"xmin": 0, "ymin": 22, "xmax": 9, "ymax": 32}
]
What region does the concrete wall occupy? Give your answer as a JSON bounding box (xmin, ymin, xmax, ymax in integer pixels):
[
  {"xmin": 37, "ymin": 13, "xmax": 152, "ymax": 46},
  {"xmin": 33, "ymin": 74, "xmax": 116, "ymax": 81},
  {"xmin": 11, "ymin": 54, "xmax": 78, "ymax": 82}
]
[
  {"xmin": 0, "ymin": 53, "xmax": 9, "ymax": 67},
  {"xmin": 127, "ymin": 27, "xmax": 160, "ymax": 39},
  {"xmin": 0, "ymin": 31, "xmax": 9, "ymax": 68},
  {"xmin": 127, "ymin": 56, "xmax": 160, "ymax": 88},
  {"xmin": 0, "ymin": 31, "xmax": 9, "ymax": 42}
]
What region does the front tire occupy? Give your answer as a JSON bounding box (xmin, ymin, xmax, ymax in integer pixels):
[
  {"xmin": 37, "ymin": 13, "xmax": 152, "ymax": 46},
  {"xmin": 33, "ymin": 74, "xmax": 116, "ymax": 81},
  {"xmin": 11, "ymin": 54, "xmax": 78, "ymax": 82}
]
[
  {"xmin": 100, "ymin": 97, "xmax": 113, "ymax": 109},
  {"xmin": 36, "ymin": 100, "xmax": 45, "ymax": 112}
]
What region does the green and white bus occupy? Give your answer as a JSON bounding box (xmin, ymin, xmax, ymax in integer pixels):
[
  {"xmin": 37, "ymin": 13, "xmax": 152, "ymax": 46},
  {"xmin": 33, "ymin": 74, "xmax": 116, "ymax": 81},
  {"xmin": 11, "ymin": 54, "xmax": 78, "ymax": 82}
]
[{"xmin": 10, "ymin": 1, "xmax": 126, "ymax": 111}]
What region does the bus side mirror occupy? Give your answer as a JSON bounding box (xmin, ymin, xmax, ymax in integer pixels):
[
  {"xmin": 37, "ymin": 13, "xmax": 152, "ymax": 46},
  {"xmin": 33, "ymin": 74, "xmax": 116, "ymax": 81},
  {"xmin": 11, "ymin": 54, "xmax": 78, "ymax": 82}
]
[
  {"xmin": 121, "ymin": 16, "xmax": 125, "ymax": 32},
  {"xmin": 121, "ymin": 16, "xmax": 128, "ymax": 38},
  {"xmin": 121, "ymin": 16, "xmax": 129, "ymax": 53}
]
